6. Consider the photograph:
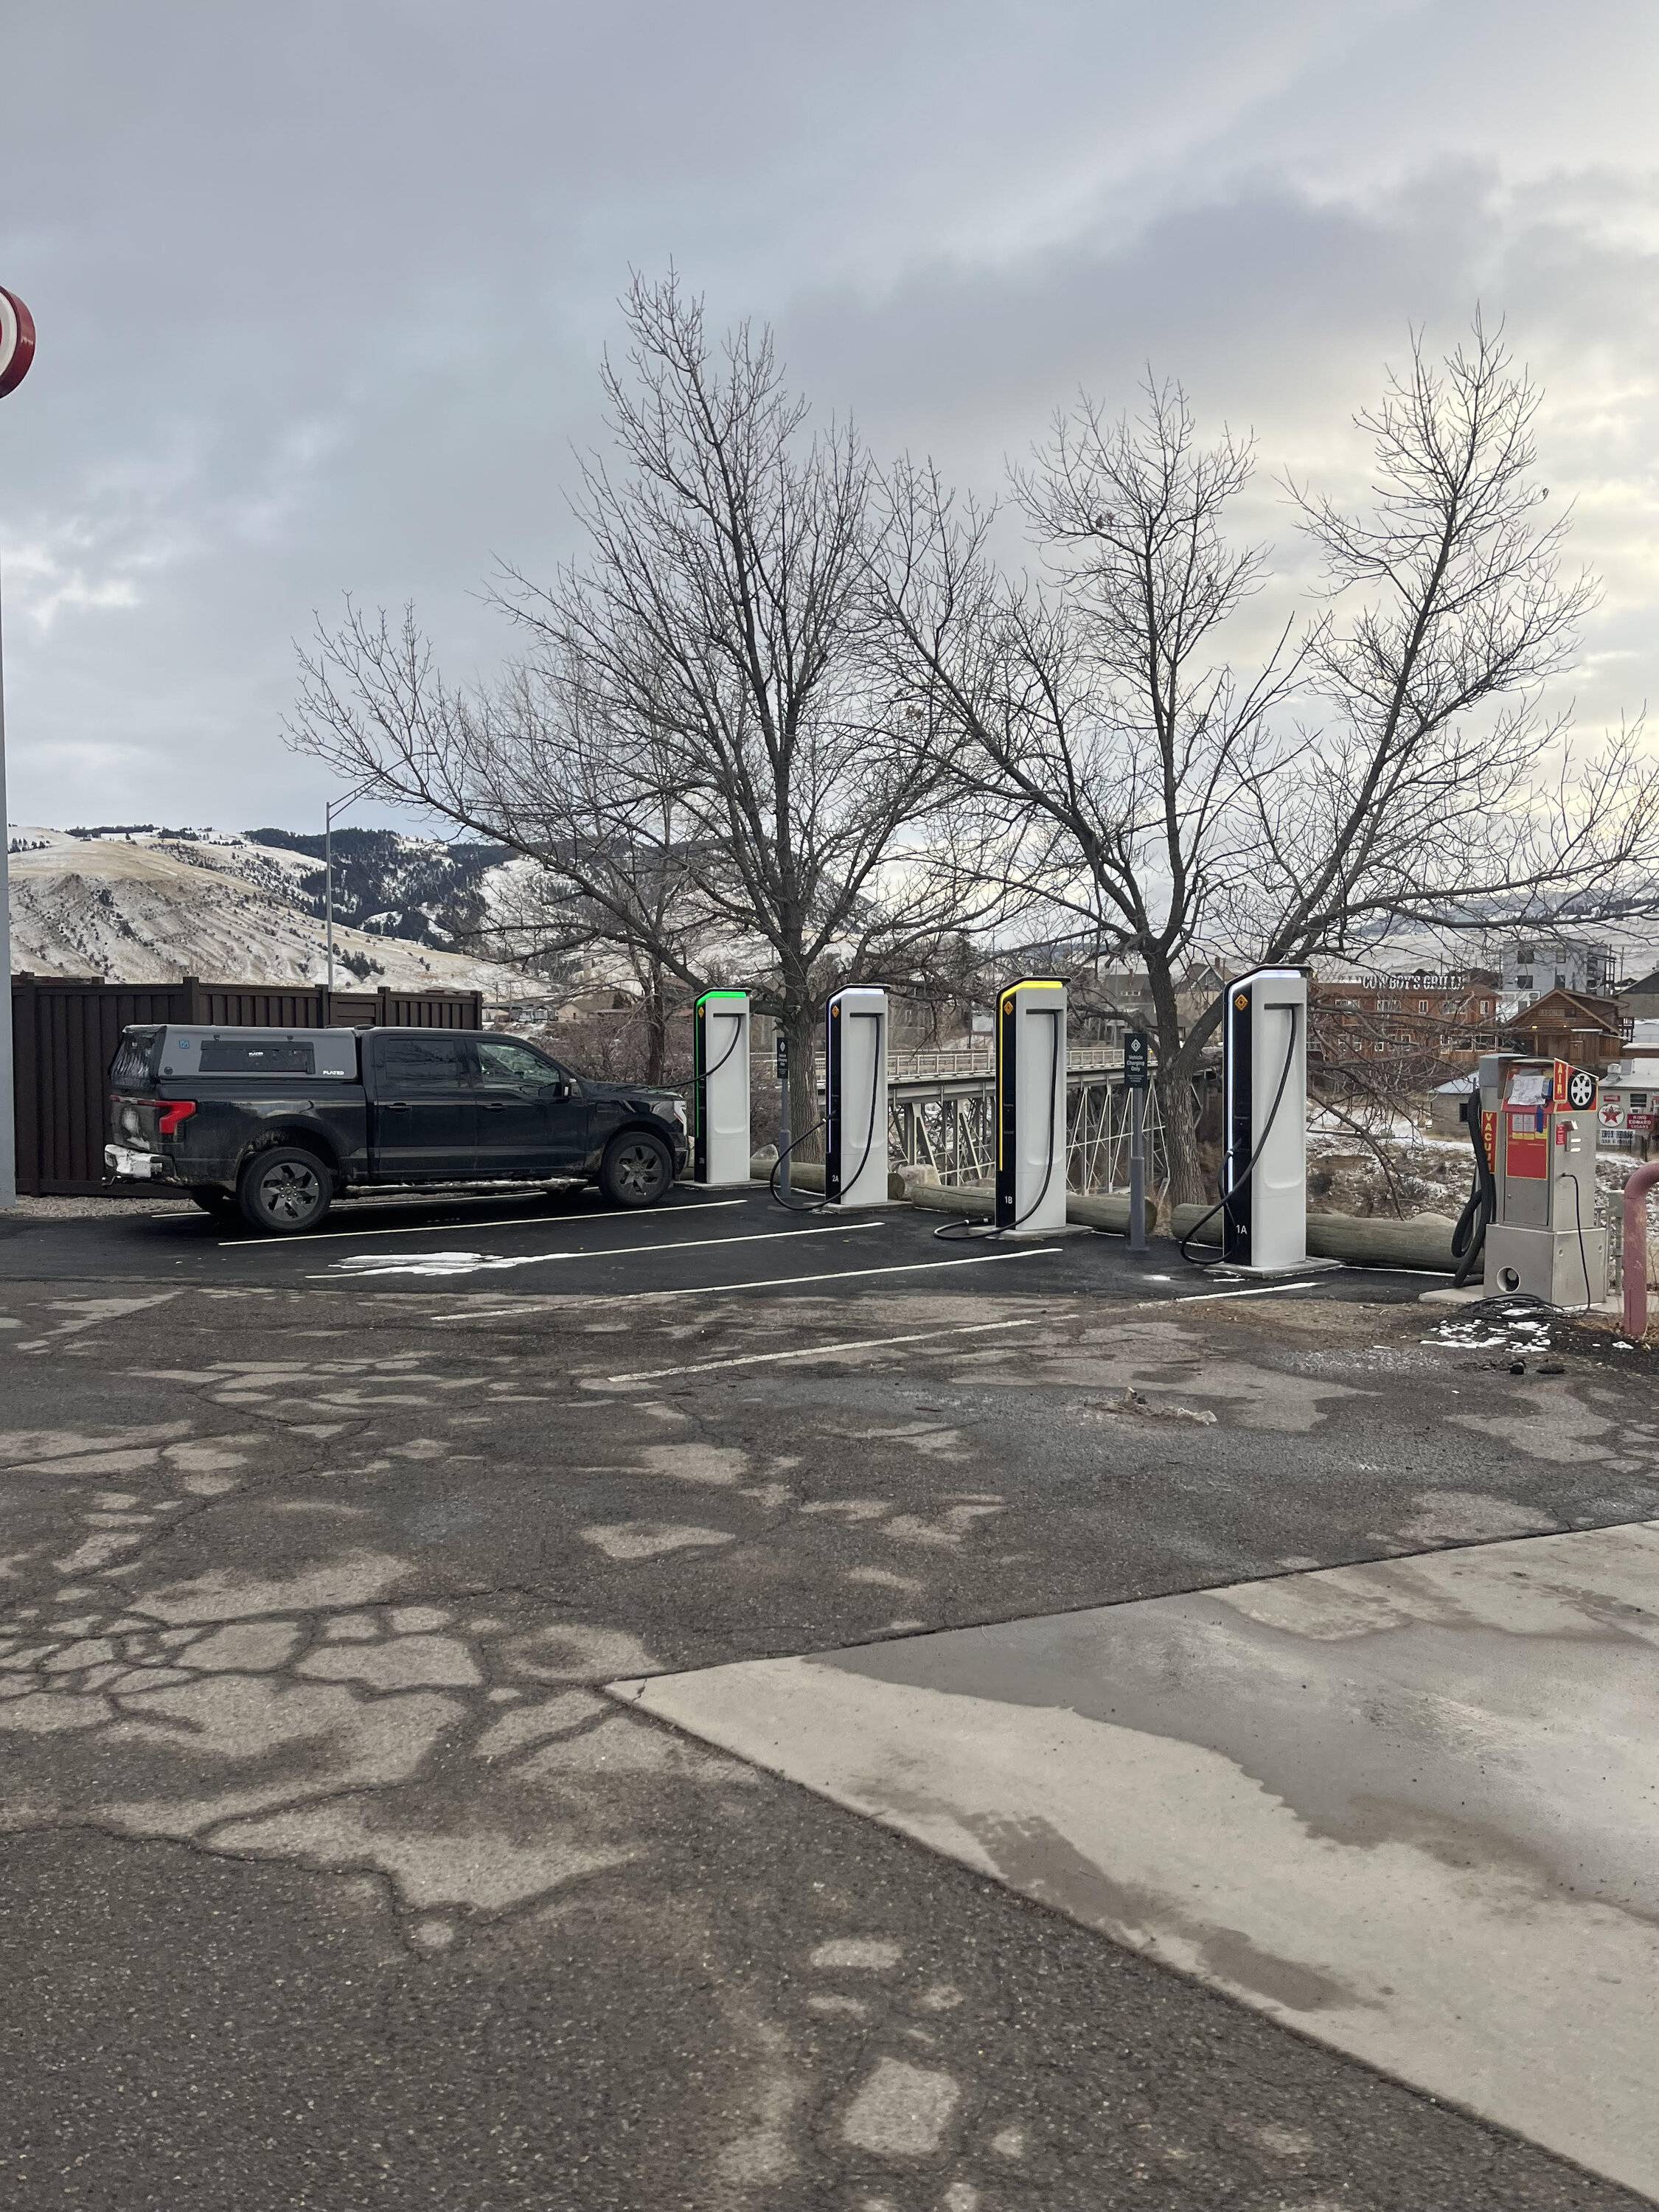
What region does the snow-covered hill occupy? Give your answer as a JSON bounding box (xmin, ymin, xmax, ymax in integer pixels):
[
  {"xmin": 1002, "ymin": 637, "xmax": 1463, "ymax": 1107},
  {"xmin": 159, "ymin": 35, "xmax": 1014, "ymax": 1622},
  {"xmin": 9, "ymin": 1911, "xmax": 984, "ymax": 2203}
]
[{"xmin": 6, "ymin": 827, "xmax": 543, "ymax": 1000}]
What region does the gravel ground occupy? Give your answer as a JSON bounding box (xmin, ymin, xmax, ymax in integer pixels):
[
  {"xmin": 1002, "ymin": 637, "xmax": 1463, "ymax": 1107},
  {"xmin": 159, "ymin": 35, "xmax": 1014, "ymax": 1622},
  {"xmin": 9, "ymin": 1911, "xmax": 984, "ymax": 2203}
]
[{"xmin": 6, "ymin": 1193, "xmax": 195, "ymax": 1220}]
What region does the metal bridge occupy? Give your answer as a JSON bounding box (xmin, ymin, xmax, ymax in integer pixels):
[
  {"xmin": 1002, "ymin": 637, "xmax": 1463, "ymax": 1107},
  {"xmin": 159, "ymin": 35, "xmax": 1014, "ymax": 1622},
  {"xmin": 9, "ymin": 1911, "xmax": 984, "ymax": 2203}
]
[{"xmin": 884, "ymin": 1056, "xmax": 1169, "ymax": 1194}]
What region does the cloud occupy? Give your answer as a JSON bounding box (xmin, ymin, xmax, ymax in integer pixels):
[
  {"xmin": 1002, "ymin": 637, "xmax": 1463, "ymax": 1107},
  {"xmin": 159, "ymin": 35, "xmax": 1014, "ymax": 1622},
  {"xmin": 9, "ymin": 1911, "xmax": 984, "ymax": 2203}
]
[{"xmin": 0, "ymin": 0, "xmax": 1656, "ymax": 824}]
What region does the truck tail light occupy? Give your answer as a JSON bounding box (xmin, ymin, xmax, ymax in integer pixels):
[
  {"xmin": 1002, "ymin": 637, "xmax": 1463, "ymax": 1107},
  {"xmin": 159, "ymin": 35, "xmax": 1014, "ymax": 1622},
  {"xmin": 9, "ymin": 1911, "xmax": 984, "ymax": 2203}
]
[{"xmin": 158, "ymin": 1101, "xmax": 198, "ymax": 1138}]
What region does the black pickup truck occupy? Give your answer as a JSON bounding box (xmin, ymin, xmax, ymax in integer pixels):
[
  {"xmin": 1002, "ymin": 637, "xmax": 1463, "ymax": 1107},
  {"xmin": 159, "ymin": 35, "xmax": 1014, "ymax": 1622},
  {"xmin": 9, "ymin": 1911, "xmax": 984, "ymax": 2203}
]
[{"xmin": 105, "ymin": 1024, "xmax": 689, "ymax": 1233}]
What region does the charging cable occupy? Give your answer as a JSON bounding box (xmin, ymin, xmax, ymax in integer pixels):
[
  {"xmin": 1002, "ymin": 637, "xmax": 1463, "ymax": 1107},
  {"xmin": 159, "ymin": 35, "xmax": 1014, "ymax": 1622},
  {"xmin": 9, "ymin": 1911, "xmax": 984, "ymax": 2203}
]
[
  {"xmin": 1179, "ymin": 1003, "xmax": 1300, "ymax": 1267},
  {"xmin": 935, "ymin": 1008, "xmax": 1063, "ymax": 1242},
  {"xmin": 690, "ymin": 1009, "xmax": 746, "ymax": 1171},
  {"xmin": 771, "ymin": 1012, "xmax": 886, "ymax": 1215},
  {"xmin": 1451, "ymin": 1091, "xmax": 1497, "ymax": 1288},
  {"xmin": 698, "ymin": 1012, "xmax": 744, "ymax": 1082},
  {"xmin": 1565, "ymin": 1164, "xmax": 1595, "ymax": 1313},
  {"xmin": 770, "ymin": 1117, "xmax": 830, "ymax": 1212}
]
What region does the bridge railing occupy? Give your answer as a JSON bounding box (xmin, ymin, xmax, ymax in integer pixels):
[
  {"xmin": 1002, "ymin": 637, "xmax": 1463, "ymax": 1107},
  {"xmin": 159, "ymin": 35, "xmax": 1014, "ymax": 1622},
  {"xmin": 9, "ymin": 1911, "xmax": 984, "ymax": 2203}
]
[{"xmin": 884, "ymin": 1060, "xmax": 1170, "ymax": 1193}]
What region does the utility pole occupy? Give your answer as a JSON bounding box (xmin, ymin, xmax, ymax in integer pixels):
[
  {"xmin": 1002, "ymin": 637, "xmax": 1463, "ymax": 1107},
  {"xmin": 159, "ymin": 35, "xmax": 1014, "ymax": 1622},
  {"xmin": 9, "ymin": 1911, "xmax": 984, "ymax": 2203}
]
[
  {"xmin": 0, "ymin": 285, "xmax": 39, "ymax": 1212},
  {"xmin": 324, "ymin": 782, "xmax": 373, "ymax": 995},
  {"xmin": 324, "ymin": 797, "xmax": 339, "ymax": 993}
]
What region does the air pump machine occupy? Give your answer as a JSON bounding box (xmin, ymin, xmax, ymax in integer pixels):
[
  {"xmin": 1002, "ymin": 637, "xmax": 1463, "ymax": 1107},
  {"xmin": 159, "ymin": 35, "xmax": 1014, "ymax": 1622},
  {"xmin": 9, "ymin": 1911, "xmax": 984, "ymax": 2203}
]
[
  {"xmin": 1459, "ymin": 1054, "xmax": 1604, "ymax": 1306},
  {"xmin": 995, "ymin": 978, "xmax": 1068, "ymax": 1234},
  {"xmin": 1217, "ymin": 966, "xmax": 1324, "ymax": 1275},
  {"xmin": 691, "ymin": 989, "xmax": 750, "ymax": 1186},
  {"xmin": 824, "ymin": 986, "xmax": 891, "ymax": 1207}
]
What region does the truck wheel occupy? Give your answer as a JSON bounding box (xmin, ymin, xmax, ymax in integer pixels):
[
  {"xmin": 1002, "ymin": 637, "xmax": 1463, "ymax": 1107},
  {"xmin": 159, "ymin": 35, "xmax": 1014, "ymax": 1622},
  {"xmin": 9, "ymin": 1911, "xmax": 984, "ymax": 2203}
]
[
  {"xmin": 599, "ymin": 1130, "xmax": 672, "ymax": 1208},
  {"xmin": 237, "ymin": 1147, "xmax": 333, "ymax": 1234},
  {"xmin": 189, "ymin": 1188, "xmax": 236, "ymax": 1216}
]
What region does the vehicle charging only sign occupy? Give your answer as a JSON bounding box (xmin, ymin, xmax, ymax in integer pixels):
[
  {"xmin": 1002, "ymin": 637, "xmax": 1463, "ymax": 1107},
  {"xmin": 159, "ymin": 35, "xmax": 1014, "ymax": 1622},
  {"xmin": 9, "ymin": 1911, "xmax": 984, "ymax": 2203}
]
[{"xmin": 1124, "ymin": 1031, "xmax": 1149, "ymax": 1090}]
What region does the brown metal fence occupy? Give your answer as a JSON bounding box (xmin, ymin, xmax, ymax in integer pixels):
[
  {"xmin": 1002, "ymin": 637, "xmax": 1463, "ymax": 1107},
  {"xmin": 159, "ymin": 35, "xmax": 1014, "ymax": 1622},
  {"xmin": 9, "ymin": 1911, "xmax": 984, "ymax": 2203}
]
[{"xmin": 12, "ymin": 973, "xmax": 483, "ymax": 1194}]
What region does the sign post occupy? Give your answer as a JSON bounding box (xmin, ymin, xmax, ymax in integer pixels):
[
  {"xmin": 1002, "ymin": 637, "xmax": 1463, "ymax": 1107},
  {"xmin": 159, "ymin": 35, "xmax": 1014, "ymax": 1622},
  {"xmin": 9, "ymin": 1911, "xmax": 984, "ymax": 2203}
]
[
  {"xmin": 0, "ymin": 285, "xmax": 38, "ymax": 1212},
  {"xmin": 1124, "ymin": 1029, "xmax": 1149, "ymax": 1253},
  {"xmin": 774, "ymin": 1026, "xmax": 790, "ymax": 1198}
]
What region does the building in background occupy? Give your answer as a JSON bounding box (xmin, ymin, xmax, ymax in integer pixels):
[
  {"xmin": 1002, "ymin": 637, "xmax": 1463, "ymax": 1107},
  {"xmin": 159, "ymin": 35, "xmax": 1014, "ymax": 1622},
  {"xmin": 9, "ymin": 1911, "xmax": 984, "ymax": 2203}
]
[
  {"xmin": 1506, "ymin": 985, "xmax": 1631, "ymax": 1074},
  {"xmin": 1492, "ymin": 936, "xmax": 1620, "ymax": 1001},
  {"xmin": 1597, "ymin": 1079, "xmax": 1655, "ymax": 1158},
  {"xmin": 1310, "ymin": 968, "xmax": 1506, "ymax": 1083},
  {"xmin": 1617, "ymin": 964, "xmax": 1659, "ymax": 1020}
]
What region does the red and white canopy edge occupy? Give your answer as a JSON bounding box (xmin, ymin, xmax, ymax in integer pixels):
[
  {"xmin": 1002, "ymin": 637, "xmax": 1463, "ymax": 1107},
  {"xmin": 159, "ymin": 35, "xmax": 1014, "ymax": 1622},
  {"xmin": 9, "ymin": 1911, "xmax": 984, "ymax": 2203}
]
[{"xmin": 0, "ymin": 287, "xmax": 36, "ymax": 398}]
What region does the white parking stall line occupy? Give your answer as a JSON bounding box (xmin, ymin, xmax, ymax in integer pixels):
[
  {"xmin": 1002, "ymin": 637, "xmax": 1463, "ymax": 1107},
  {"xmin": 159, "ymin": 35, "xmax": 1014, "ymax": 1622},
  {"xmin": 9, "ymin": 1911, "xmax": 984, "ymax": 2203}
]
[
  {"xmin": 564, "ymin": 1245, "xmax": 1065, "ymax": 1307},
  {"xmin": 593, "ymin": 1315, "xmax": 1043, "ymax": 1385},
  {"xmin": 307, "ymin": 1217, "xmax": 888, "ymax": 1280},
  {"xmin": 229, "ymin": 1196, "xmax": 745, "ymax": 1249},
  {"xmin": 1165, "ymin": 1281, "xmax": 1317, "ymax": 1304}
]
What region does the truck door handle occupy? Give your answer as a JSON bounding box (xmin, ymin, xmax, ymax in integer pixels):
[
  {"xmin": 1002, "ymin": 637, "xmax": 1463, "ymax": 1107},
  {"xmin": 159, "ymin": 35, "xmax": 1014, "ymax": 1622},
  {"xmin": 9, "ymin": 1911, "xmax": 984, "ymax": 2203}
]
[
  {"xmin": 381, "ymin": 1102, "xmax": 410, "ymax": 1111},
  {"xmin": 480, "ymin": 1101, "xmax": 506, "ymax": 1111}
]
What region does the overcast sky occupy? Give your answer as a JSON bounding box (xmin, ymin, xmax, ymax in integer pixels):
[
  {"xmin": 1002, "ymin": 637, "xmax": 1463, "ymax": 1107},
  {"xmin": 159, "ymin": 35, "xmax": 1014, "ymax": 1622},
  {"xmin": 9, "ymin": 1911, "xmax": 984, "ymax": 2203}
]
[{"xmin": 3, "ymin": 0, "xmax": 1657, "ymax": 832}]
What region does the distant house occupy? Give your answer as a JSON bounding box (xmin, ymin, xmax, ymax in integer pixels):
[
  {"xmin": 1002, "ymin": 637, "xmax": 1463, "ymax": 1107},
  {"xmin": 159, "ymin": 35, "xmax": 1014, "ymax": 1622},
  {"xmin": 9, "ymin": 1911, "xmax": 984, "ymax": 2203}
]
[
  {"xmin": 1618, "ymin": 965, "xmax": 1659, "ymax": 1020},
  {"xmin": 1506, "ymin": 986, "xmax": 1631, "ymax": 1074}
]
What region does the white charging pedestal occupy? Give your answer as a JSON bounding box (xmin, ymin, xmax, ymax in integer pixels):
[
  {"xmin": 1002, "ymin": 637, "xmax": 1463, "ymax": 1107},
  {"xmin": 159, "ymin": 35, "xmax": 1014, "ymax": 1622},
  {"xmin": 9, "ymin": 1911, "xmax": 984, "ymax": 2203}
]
[
  {"xmin": 692, "ymin": 990, "xmax": 751, "ymax": 1187},
  {"xmin": 995, "ymin": 978, "xmax": 1068, "ymax": 1235},
  {"xmin": 825, "ymin": 986, "xmax": 891, "ymax": 1208},
  {"xmin": 1220, "ymin": 967, "xmax": 1332, "ymax": 1276}
]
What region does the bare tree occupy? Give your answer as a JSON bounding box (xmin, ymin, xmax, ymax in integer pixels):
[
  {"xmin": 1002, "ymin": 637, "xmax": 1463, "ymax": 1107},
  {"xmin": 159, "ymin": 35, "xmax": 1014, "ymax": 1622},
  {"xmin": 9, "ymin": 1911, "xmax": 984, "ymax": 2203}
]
[
  {"xmin": 290, "ymin": 606, "xmax": 711, "ymax": 1082},
  {"xmin": 877, "ymin": 383, "xmax": 1304, "ymax": 1203},
  {"xmin": 291, "ymin": 273, "xmax": 1001, "ymax": 1144},
  {"xmin": 1259, "ymin": 320, "xmax": 1655, "ymax": 958},
  {"xmin": 879, "ymin": 324, "xmax": 1659, "ymax": 1206}
]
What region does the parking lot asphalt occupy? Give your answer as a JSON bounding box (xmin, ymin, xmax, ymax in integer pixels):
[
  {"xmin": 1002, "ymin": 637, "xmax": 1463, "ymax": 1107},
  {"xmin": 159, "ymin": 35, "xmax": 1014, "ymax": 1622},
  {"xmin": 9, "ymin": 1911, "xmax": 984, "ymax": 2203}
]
[
  {"xmin": 0, "ymin": 1179, "xmax": 1440, "ymax": 1307},
  {"xmin": 2, "ymin": 1193, "xmax": 1655, "ymax": 2210}
]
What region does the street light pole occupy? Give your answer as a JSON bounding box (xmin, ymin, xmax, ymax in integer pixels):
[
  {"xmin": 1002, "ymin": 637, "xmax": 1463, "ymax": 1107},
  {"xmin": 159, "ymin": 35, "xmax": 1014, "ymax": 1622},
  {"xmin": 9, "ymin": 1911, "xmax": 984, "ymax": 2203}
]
[
  {"xmin": 0, "ymin": 285, "xmax": 38, "ymax": 1212},
  {"xmin": 324, "ymin": 782, "xmax": 374, "ymax": 997},
  {"xmin": 325, "ymin": 796, "xmax": 338, "ymax": 994}
]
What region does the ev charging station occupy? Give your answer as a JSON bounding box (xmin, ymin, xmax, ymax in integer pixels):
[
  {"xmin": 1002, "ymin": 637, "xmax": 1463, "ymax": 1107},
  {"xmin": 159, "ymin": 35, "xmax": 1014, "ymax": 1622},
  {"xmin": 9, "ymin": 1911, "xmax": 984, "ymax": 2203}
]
[
  {"xmin": 995, "ymin": 978, "xmax": 1068, "ymax": 1235},
  {"xmin": 1220, "ymin": 967, "xmax": 1323, "ymax": 1276},
  {"xmin": 1473, "ymin": 1053, "xmax": 1604, "ymax": 1305},
  {"xmin": 824, "ymin": 986, "xmax": 891, "ymax": 1208},
  {"xmin": 692, "ymin": 989, "xmax": 751, "ymax": 1187}
]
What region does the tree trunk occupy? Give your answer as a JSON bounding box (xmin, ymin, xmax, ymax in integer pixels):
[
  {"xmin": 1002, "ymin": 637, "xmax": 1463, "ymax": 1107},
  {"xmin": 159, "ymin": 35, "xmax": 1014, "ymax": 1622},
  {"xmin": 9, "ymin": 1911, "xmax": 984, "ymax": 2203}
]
[
  {"xmin": 785, "ymin": 998, "xmax": 821, "ymax": 1162},
  {"xmin": 1147, "ymin": 966, "xmax": 1209, "ymax": 1214},
  {"xmin": 642, "ymin": 970, "xmax": 668, "ymax": 1085},
  {"xmin": 1159, "ymin": 1051, "xmax": 1208, "ymax": 1213}
]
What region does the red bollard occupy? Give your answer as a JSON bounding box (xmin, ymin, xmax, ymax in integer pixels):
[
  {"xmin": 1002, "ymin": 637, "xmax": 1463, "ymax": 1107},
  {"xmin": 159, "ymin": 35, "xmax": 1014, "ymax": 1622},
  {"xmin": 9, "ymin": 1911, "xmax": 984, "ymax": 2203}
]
[{"xmin": 1623, "ymin": 1161, "xmax": 1659, "ymax": 1340}]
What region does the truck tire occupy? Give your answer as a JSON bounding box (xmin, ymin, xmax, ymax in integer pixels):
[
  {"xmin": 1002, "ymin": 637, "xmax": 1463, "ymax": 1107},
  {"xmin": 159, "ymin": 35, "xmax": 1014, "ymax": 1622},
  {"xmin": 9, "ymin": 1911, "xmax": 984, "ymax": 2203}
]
[
  {"xmin": 237, "ymin": 1146, "xmax": 333, "ymax": 1234},
  {"xmin": 599, "ymin": 1130, "xmax": 673, "ymax": 1208},
  {"xmin": 189, "ymin": 1187, "xmax": 236, "ymax": 1216}
]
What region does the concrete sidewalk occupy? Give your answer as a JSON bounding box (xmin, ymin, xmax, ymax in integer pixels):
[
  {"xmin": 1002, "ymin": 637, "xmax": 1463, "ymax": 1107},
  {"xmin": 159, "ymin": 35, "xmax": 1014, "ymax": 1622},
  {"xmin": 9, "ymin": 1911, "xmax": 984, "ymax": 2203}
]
[{"xmin": 625, "ymin": 1524, "xmax": 1659, "ymax": 2197}]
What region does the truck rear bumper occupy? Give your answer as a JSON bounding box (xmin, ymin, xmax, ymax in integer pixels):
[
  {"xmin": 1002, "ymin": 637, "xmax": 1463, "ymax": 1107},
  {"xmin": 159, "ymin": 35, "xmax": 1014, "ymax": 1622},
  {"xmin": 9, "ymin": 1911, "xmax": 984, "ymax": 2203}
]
[{"xmin": 105, "ymin": 1144, "xmax": 178, "ymax": 1185}]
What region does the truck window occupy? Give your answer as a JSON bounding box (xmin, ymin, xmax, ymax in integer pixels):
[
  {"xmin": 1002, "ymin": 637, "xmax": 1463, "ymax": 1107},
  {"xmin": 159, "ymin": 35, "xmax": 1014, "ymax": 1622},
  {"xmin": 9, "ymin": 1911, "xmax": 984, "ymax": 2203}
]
[
  {"xmin": 199, "ymin": 1039, "xmax": 316, "ymax": 1074},
  {"xmin": 110, "ymin": 1030, "xmax": 161, "ymax": 1088},
  {"xmin": 377, "ymin": 1034, "xmax": 473, "ymax": 1087},
  {"xmin": 475, "ymin": 1039, "xmax": 563, "ymax": 1087}
]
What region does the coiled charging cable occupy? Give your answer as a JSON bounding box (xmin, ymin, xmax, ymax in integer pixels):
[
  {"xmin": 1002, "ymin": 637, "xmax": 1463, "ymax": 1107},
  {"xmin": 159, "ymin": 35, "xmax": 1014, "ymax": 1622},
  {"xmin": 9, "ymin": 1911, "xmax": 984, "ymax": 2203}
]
[
  {"xmin": 771, "ymin": 1013, "xmax": 886, "ymax": 1214},
  {"xmin": 934, "ymin": 1009, "xmax": 1063, "ymax": 1242},
  {"xmin": 1178, "ymin": 1004, "xmax": 1300, "ymax": 1267}
]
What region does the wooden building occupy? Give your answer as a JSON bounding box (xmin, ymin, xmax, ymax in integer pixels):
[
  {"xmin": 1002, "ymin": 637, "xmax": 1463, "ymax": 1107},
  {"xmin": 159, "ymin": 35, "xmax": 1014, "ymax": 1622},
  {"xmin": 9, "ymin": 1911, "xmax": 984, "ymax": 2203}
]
[
  {"xmin": 1506, "ymin": 987, "xmax": 1631, "ymax": 1074},
  {"xmin": 1310, "ymin": 969, "xmax": 1506, "ymax": 1077}
]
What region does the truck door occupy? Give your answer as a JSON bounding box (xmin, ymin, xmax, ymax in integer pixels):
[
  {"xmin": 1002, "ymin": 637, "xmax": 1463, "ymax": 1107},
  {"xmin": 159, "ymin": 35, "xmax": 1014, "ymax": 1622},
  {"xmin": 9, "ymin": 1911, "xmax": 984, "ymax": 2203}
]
[
  {"xmin": 472, "ymin": 1037, "xmax": 591, "ymax": 1176},
  {"xmin": 368, "ymin": 1032, "xmax": 479, "ymax": 1179}
]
